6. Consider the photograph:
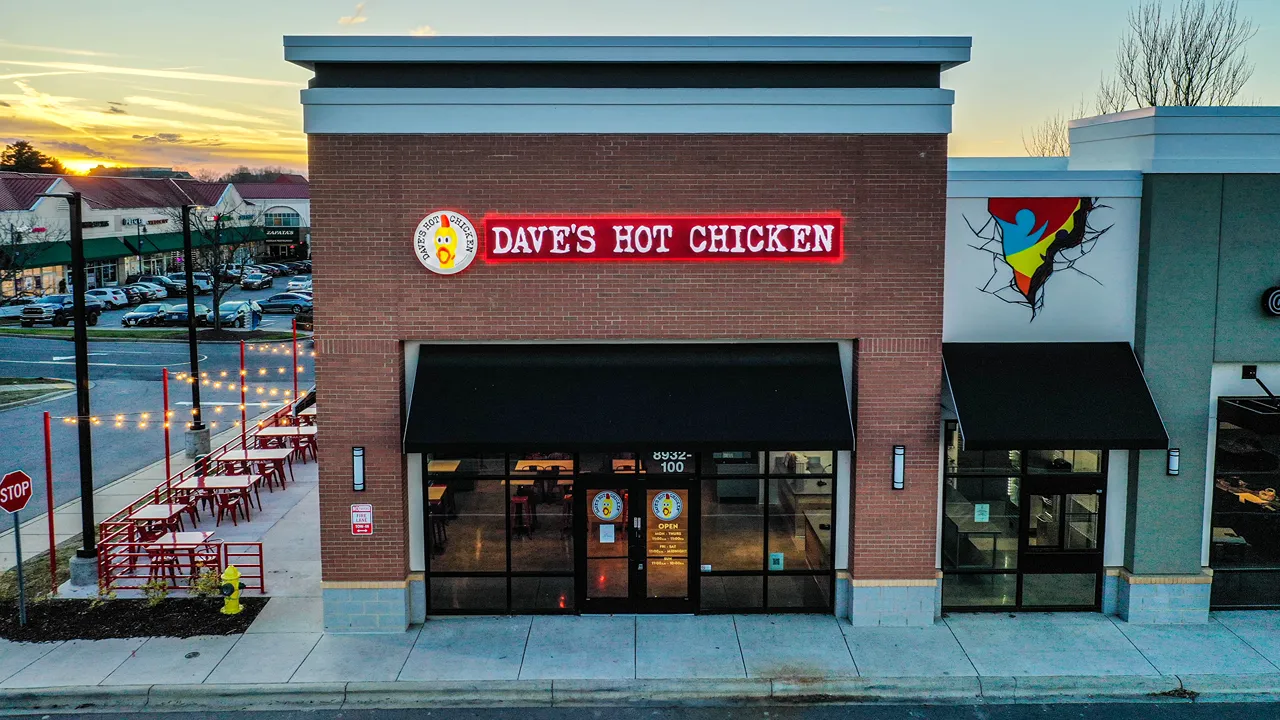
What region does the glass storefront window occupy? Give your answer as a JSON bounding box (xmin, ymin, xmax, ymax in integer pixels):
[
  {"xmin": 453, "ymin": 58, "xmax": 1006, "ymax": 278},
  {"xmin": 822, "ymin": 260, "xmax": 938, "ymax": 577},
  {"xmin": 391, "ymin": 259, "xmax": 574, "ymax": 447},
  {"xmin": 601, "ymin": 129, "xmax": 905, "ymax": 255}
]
[
  {"xmin": 767, "ymin": 451, "xmax": 834, "ymax": 475},
  {"xmin": 1025, "ymin": 449, "xmax": 1102, "ymax": 474},
  {"xmin": 579, "ymin": 452, "xmax": 637, "ymax": 474},
  {"xmin": 425, "ymin": 449, "xmax": 836, "ymax": 614},
  {"xmin": 767, "ymin": 477, "xmax": 832, "ymax": 573},
  {"xmin": 1209, "ymin": 401, "xmax": 1280, "ymax": 608},
  {"xmin": 943, "ymin": 572, "xmax": 1017, "ymax": 608},
  {"xmin": 702, "ymin": 451, "xmax": 765, "ymax": 475},
  {"xmin": 429, "ymin": 479, "xmax": 505, "ymax": 572},
  {"xmin": 945, "ymin": 426, "xmax": 1021, "ymax": 475},
  {"xmin": 701, "ymin": 479, "xmax": 764, "ymax": 571},
  {"xmin": 942, "ymin": 477, "xmax": 1019, "ymax": 569}
]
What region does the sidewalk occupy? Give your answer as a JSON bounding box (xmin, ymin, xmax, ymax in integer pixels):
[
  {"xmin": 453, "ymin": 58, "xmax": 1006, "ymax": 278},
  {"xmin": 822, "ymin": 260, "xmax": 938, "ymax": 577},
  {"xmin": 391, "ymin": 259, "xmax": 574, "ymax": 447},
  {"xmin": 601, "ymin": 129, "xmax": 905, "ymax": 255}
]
[{"xmin": 4, "ymin": 453, "xmax": 1280, "ymax": 710}]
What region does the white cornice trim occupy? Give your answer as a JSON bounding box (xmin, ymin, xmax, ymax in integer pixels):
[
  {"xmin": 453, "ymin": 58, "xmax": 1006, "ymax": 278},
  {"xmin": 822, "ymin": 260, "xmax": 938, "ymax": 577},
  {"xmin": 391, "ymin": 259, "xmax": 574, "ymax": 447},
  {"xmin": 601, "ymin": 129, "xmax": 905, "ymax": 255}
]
[
  {"xmin": 300, "ymin": 87, "xmax": 956, "ymax": 134},
  {"xmin": 284, "ymin": 35, "xmax": 972, "ymax": 69}
]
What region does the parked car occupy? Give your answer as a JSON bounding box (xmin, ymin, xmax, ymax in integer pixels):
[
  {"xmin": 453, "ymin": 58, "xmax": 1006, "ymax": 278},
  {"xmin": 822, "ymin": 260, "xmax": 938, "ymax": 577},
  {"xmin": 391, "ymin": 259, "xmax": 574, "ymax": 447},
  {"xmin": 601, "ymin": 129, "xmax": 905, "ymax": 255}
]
[
  {"xmin": 262, "ymin": 263, "xmax": 292, "ymax": 277},
  {"xmin": 295, "ymin": 307, "xmax": 314, "ymax": 332},
  {"xmin": 259, "ymin": 293, "xmax": 312, "ymax": 314},
  {"xmin": 121, "ymin": 303, "xmax": 171, "ymax": 327},
  {"xmin": 0, "ymin": 296, "xmax": 41, "ymax": 319},
  {"xmin": 163, "ymin": 303, "xmax": 211, "ymax": 326},
  {"xmin": 286, "ymin": 276, "xmax": 312, "ymax": 292},
  {"xmin": 85, "ymin": 287, "xmax": 130, "ymax": 309},
  {"xmin": 282, "ymin": 262, "xmax": 308, "ymax": 273},
  {"xmin": 117, "ymin": 286, "xmax": 143, "ymax": 305},
  {"xmin": 241, "ymin": 273, "xmax": 273, "ymax": 290},
  {"xmin": 20, "ymin": 295, "xmax": 103, "ymax": 327},
  {"xmin": 126, "ymin": 282, "xmax": 167, "ymax": 301},
  {"xmin": 207, "ymin": 300, "xmax": 258, "ymax": 328},
  {"xmin": 136, "ymin": 275, "xmax": 186, "ymax": 297},
  {"xmin": 169, "ymin": 273, "xmax": 211, "ymax": 295}
]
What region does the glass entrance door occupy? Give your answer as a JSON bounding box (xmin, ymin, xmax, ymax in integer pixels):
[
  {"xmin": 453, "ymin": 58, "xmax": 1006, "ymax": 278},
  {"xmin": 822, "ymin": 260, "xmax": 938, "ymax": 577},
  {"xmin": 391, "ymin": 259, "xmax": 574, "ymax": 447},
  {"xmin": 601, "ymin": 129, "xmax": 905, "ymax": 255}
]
[
  {"xmin": 1019, "ymin": 478, "xmax": 1105, "ymax": 608},
  {"xmin": 577, "ymin": 480, "xmax": 696, "ymax": 613}
]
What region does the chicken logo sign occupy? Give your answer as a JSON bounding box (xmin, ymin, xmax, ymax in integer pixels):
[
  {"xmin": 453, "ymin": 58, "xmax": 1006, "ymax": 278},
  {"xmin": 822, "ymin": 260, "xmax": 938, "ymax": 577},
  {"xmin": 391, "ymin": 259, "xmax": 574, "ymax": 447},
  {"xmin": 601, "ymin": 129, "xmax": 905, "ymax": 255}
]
[
  {"xmin": 651, "ymin": 490, "xmax": 683, "ymax": 522},
  {"xmin": 413, "ymin": 210, "xmax": 478, "ymax": 275},
  {"xmin": 967, "ymin": 197, "xmax": 1111, "ymax": 319},
  {"xmin": 592, "ymin": 490, "xmax": 624, "ymax": 522}
]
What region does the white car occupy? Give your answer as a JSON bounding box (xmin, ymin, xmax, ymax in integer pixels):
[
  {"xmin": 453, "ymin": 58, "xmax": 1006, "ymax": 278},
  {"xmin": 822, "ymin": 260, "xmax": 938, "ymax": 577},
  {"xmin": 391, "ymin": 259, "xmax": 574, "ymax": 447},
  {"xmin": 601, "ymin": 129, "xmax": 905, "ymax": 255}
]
[
  {"xmin": 0, "ymin": 296, "xmax": 41, "ymax": 318},
  {"xmin": 286, "ymin": 276, "xmax": 312, "ymax": 292},
  {"xmin": 85, "ymin": 287, "xmax": 130, "ymax": 309}
]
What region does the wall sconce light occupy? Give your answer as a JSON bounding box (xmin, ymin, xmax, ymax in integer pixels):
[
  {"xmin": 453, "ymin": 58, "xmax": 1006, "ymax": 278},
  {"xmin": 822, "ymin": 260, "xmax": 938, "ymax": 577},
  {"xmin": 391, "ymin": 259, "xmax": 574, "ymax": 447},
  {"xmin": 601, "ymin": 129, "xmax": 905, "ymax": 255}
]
[
  {"xmin": 352, "ymin": 446, "xmax": 366, "ymax": 491},
  {"xmin": 1166, "ymin": 448, "xmax": 1180, "ymax": 476},
  {"xmin": 892, "ymin": 445, "xmax": 906, "ymax": 490}
]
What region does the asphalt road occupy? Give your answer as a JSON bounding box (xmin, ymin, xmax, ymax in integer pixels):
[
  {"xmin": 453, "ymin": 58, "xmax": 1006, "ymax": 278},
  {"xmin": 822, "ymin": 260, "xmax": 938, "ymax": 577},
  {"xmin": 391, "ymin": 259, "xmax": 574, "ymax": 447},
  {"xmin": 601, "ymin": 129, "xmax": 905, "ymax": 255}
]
[
  {"xmin": 10, "ymin": 703, "xmax": 1278, "ymax": 720},
  {"xmin": 0, "ymin": 333, "xmax": 315, "ymax": 518}
]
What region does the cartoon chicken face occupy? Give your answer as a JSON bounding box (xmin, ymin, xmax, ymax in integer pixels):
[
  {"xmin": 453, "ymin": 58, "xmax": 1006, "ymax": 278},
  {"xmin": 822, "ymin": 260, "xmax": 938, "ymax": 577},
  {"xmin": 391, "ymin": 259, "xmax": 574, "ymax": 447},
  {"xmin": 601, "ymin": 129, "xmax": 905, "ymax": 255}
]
[{"xmin": 434, "ymin": 215, "xmax": 459, "ymax": 269}]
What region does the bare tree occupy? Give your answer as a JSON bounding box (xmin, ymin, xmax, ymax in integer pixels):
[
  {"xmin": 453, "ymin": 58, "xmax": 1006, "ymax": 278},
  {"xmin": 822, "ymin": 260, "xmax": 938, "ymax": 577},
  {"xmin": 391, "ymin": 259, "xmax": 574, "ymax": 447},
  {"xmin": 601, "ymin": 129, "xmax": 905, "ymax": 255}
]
[
  {"xmin": 1108, "ymin": 0, "xmax": 1256, "ymax": 109},
  {"xmin": 1023, "ymin": 98, "xmax": 1090, "ymax": 158},
  {"xmin": 191, "ymin": 168, "xmax": 222, "ymax": 183},
  {"xmin": 1026, "ymin": 0, "xmax": 1257, "ymax": 157},
  {"xmin": 161, "ymin": 200, "xmax": 260, "ymax": 331}
]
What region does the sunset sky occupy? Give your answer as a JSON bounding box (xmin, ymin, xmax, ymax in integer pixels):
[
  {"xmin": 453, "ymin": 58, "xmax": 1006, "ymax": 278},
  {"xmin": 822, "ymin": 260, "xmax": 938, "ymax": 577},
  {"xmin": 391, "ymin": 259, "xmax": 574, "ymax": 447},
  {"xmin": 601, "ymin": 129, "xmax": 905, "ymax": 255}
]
[{"xmin": 3, "ymin": 0, "xmax": 1279, "ymax": 175}]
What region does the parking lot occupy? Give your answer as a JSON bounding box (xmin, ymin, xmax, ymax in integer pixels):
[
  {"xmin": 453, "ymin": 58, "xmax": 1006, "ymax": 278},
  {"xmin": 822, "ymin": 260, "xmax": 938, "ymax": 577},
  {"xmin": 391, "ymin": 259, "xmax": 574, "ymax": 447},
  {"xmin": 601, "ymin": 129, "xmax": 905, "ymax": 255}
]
[{"xmin": 99, "ymin": 280, "xmax": 310, "ymax": 331}]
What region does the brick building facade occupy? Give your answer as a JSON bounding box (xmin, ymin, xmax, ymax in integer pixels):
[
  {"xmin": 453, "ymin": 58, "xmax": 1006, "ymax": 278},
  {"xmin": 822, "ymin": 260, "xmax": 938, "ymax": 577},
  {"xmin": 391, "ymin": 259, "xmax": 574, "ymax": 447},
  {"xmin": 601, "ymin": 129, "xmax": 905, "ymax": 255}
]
[{"xmin": 288, "ymin": 35, "xmax": 972, "ymax": 630}]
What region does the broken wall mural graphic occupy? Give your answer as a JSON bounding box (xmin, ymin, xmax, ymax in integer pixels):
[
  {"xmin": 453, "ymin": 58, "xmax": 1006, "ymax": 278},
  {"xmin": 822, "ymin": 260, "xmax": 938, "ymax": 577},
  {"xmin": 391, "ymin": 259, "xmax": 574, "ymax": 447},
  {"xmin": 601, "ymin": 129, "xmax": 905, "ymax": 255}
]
[{"xmin": 966, "ymin": 197, "xmax": 1112, "ymax": 319}]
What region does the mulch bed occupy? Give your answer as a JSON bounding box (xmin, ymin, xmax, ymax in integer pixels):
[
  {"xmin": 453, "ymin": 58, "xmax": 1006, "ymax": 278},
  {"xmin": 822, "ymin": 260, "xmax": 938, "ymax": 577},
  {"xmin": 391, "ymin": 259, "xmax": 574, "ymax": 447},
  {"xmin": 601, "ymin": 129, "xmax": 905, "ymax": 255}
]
[
  {"xmin": 0, "ymin": 598, "xmax": 267, "ymax": 642},
  {"xmin": 197, "ymin": 328, "xmax": 303, "ymax": 342}
]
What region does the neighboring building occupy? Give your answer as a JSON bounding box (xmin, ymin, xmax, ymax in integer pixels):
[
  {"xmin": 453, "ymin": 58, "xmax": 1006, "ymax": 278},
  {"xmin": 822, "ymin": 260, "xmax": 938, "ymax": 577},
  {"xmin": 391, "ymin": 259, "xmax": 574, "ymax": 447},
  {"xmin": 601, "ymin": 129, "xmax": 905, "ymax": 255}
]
[
  {"xmin": 288, "ymin": 34, "xmax": 971, "ymax": 631},
  {"xmin": 234, "ymin": 182, "xmax": 311, "ymax": 259},
  {"xmin": 942, "ymin": 107, "xmax": 1280, "ymax": 623},
  {"xmin": 0, "ymin": 173, "xmax": 309, "ymax": 296}
]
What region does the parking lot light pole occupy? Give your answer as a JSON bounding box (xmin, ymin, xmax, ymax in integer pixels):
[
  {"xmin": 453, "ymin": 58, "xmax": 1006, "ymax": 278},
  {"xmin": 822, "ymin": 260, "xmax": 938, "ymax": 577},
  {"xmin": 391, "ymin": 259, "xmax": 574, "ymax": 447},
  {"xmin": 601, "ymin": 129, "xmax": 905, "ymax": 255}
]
[
  {"xmin": 181, "ymin": 204, "xmax": 210, "ymax": 458},
  {"xmin": 38, "ymin": 191, "xmax": 98, "ymax": 586}
]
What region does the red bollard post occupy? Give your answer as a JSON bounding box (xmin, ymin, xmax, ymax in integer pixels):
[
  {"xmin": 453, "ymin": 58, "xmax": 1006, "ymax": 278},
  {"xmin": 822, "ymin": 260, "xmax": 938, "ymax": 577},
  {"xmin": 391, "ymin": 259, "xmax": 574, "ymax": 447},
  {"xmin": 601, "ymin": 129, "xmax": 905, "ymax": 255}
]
[
  {"xmin": 240, "ymin": 340, "xmax": 247, "ymax": 450},
  {"xmin": 292, "ymin": 318, "xmax": 299, "ymax": 419},
  {"xmin": 43, "ymin": 411, "xmax": 56, "ymax": 593},
  {"xmin": 162, "ymin": 368, "xmax": 172, "ymax": 492}
]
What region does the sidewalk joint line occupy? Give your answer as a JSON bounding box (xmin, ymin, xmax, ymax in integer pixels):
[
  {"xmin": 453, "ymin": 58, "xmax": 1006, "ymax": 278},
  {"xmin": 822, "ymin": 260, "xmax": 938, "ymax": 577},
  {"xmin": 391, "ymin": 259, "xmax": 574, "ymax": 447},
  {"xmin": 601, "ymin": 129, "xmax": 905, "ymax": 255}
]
[
  {"xmin": 836, "ymin": 618, "xmax": 861, "ymax": 677},
  {"xmin": 516, "ymin": 615, "xmax": 534, "ymax": 680},
  {"xmin": 731, "ymin": 614, "xmax": 749, "ymax": 678},
  {"xmin": 1212, "ymin": 614, "xmax": 1280, "ymax": 673},
  {"xmin": 1106, "ymin": 614, "xmax": 1163, "ymax": 675},
  {"xmin": 285, "ymin": 632, "xmax": 324, "ymax": 684},
  {"xmin": 941, "ymin": 615, "xmax": 981, "ymax": 678}
]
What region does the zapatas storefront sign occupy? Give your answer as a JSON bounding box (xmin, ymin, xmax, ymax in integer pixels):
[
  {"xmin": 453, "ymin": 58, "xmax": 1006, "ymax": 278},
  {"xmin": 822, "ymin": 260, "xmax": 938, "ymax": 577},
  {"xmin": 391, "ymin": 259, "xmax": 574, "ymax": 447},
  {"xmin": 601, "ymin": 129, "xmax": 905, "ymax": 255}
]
[{"xmin": 483, "ymin": 214, "xmax": 844, "ymax": 263}]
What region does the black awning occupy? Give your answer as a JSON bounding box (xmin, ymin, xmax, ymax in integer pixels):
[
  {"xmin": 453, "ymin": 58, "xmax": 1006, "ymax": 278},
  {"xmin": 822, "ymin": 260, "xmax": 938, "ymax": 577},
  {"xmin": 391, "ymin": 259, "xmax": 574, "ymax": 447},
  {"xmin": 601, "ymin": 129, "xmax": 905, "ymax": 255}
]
[
  {"xmin": 943, "ymin": 342, "xmax": 1168, "ymax": 450},
  {"xmin": 404, "ymin": 343, "xmax": 854, "ymax": 453}
]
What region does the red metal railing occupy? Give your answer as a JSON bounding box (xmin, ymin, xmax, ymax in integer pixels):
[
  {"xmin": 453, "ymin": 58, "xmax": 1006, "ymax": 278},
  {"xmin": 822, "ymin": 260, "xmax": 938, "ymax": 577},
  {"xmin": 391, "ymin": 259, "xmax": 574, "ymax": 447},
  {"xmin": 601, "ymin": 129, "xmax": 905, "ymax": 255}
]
[{"xmin": 95, "ymin": 395, "xmax": 309, "ymax": 592}]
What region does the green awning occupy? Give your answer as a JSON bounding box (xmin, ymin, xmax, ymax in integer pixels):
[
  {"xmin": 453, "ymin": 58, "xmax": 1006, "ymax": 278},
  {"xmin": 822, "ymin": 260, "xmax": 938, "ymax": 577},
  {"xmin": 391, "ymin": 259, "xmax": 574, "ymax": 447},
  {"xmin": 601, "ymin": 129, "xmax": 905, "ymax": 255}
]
[{"xmin": 4, "ymin": 228, "xmax": 271, "ymax": 271}]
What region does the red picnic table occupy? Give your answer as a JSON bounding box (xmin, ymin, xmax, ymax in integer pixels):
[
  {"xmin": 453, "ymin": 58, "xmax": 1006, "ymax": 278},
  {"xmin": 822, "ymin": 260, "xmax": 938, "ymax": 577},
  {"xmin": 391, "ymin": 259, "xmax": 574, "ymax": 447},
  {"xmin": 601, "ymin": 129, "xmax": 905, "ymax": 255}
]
[
  {"xmin": 172, "ymin": 474, "xmax": 264, "ymax": 525},
  {"xmin": 146, "ymin": 531, "xmax": 218, "ymax": 584},
  {"xmin": 253, "ymin": 425, "xmax": 317, "ymax": 461},
  {"xmin": 213, "ymin": 447, "xmax": 296, "ymax": 490},
  {"xmin": 125, "ymin": 502, "xmax": 196, "ymax": 534}
]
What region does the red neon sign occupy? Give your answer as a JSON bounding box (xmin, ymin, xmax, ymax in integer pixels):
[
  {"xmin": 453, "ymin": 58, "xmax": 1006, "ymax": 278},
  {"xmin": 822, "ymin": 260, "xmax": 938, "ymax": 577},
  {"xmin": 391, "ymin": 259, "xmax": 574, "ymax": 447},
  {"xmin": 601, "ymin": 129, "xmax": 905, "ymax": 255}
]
[{"xmin": 482, "ymin": 214, "xmax": 843, "ymax": 263}]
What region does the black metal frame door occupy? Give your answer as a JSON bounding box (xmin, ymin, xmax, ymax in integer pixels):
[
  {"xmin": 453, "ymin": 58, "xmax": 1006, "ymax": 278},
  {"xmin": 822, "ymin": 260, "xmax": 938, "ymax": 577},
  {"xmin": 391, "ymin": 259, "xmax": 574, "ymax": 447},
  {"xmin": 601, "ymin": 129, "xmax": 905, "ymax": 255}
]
[
  {"xmin": 575, "ymin": 477, "xmax": 699, "ymax": 613},
  {"xmin": 639, "ymin": 480, "xmax": 699, "ymax": 614},
  {"xmin": 1017, "ymin": 476, "xmax": 1107, "ymax": 609}
]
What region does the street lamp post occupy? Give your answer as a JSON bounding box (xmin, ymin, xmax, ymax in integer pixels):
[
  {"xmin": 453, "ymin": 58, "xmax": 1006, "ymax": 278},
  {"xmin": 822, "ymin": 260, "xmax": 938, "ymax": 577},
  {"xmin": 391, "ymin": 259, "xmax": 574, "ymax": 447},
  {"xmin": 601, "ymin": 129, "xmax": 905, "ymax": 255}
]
[
  {"xmin": 181, "ymin": 205, "xmax": 210, "ymax": 458},
  {"xmin": 37, "ymin": 191, "xmax": 98, "ymax": 586}
]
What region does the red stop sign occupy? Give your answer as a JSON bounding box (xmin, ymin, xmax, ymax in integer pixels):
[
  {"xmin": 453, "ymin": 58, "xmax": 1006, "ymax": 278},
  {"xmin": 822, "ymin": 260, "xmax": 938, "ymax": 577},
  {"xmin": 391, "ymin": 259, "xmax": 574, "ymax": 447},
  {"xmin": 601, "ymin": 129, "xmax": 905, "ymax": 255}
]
[{"xmin": 0, "ymin": 471, "xmax": 34, "ymax": 514}]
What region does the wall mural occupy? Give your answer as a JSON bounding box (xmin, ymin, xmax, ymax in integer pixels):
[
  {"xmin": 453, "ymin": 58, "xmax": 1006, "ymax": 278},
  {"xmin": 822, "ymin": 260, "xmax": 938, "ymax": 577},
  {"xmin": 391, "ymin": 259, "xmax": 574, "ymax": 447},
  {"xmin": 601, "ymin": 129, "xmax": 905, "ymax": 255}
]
[{"xmin": 965, "ymin": 197, "xmax": 1112, "ymax": 319}]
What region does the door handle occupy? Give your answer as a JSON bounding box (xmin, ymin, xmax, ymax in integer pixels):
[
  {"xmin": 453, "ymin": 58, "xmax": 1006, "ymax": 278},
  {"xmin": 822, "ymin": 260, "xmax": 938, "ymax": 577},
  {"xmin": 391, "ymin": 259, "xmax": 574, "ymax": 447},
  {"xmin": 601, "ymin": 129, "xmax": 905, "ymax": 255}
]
[
  {"xmin": 633, "ymin": 517, "xmax": 641, "ymax": 529},
  {"xmin": 637, "ymin": 563, "xmax": 644, "ymax": 570}
]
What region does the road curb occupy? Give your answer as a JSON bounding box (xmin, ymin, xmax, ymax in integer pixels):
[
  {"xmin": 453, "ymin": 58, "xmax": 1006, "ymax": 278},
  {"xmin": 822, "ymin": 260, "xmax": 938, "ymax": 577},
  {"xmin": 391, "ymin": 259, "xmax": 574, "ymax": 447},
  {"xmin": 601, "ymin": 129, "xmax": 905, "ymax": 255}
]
[
  {"xmin": 346, "ymin": 680, "xmax": 553, "ymax": 708},
  {"xmin": 3, "ymin": 673, "xmax": 1280, "ymax": 713},
  {"xmin": 0, "ymin": 684, "xmax": 150, "ymax": 714},
  {"xmin": 147, "ymin": 682, "xmax": 347, "ymax": 711}
]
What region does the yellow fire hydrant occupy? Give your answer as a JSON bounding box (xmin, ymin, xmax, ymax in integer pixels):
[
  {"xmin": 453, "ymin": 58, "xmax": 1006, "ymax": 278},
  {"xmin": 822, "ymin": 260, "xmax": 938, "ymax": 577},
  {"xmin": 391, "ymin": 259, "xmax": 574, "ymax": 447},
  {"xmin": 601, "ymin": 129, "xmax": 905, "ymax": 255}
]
[{"xmin": 220, "ymin": 565, "xmax": 246, "ymax": 615}]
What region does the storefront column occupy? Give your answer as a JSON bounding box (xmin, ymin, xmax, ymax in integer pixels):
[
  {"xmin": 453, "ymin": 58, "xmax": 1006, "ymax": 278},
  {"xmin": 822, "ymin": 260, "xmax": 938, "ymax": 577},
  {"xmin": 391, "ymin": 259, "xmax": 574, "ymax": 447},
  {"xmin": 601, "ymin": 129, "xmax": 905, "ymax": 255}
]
[
  {"xmin": 316, "ymin": 338, "xmax": 413, "ymax": 631},
  {"xmin": 1121, "ymin": 175, "xmax": 1221, "ymax": 624},
  {"xmin": 847, "ymin": 338, "xmax": 943, "ymax": 626}
]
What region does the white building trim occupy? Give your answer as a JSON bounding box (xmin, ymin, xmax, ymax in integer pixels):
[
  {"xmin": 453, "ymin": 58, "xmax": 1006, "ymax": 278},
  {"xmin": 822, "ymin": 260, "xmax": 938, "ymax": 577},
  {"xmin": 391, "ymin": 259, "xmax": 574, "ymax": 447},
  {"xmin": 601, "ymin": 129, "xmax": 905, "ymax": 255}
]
[
  {"xmin": 285, "ymin": 35, "xmax": 972, "ymax": 68},
  {"xmin": 300, "ymin": 87, "xmax": 956, "ymax": 135},
  {"xmin": 1069, "ymin": 106, "xmax": 1280, "ymax": 174}
]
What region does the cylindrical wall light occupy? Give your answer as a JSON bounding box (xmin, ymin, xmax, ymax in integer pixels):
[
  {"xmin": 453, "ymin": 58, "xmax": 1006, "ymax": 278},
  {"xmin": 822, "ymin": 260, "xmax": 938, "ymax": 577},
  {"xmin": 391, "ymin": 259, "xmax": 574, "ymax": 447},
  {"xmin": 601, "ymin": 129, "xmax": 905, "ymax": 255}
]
[
  {"xmin": 892, "ymin": 445, "xmax": 906, "ymax": 490},
  {"xmin": 352, "ymin": 446, "xmax": 366, "ymax": 491},
  {"xmin": 1167, "ymin": 448, "xmax": 1180, "ymax": 476}
]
